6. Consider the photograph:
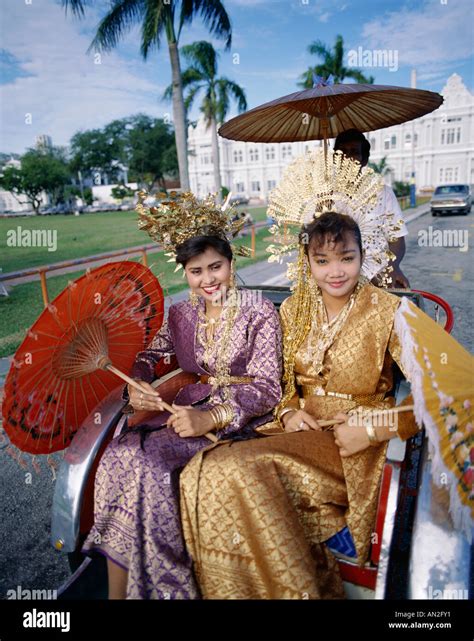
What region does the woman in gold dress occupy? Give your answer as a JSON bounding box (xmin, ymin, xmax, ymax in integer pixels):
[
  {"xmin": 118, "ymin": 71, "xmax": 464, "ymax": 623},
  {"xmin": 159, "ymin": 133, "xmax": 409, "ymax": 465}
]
[{"xmin": 179, "ymin": 211, "xmax": 419, "ymax": 599}]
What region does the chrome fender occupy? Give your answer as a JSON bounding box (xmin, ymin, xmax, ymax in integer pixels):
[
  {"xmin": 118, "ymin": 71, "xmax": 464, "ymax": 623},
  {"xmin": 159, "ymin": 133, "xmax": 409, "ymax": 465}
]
[
  {"xmin": 408, "ymin": 446, "xmax": 471, "ymax": 599},
  {"xmin": 50, "ymin": 385, "xmax": 126, "ymax": 553}
]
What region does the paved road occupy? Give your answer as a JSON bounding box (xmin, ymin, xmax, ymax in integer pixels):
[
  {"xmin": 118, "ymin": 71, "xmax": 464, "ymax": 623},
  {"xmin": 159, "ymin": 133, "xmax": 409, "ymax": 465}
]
[
  {"xmin": 0, "ymin": 205, "xmax": 472, "ymax": 599},
  {"xmin": 400, "ymin": 209, "xmax": 473, "ymax": 351}
]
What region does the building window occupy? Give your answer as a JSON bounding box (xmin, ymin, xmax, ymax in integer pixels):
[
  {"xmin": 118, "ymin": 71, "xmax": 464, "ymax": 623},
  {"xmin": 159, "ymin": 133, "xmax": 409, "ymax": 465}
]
[
  {"xmin": 370, "ymin": 137, "xmax": 376, "ymax": 150},
  {"xmin": 384, "ymin": 138, "xmax": 390, "ymax": 150},
  {"xmin": 267, "ymin": 180, "xmax": 276, "ymax": 191},
  {"xmin": 281, "ymin": 145, "xmax": 292, "ymax": 159},
  {"xmin": 391, "ymin": 135, "xmax": 397, "ymax": 148},
  {"xmin": 265, "ymin": 147, "xmax": 275, "ymax": 160},
  {"xmin": 250, "ymin": 181, "xmax": 261, "ymax": 192},
  {"xmin": 441, "ymin": 127, "xmax": 461, "ymax": 145},
  {"xmin": 200, "ymin": 154, "xmax": 211, "ymax": 165},
  {"xmin": 233, "ymin": 150, "xmax": 243, "ymax": 163},
  {"xmin": 249, "ymin": 148, "xmax": 259, "ymax": 162},
  {"xmin": 404, "ymin": 133, "xmax": 411, "ymax": 147},
  {"xmin": 440, "ymin": 167, "xmax": 459, "ymax": 183},
  {"xmin": 235, "ymin": 182, "xmax": 245, "ymax": 193}
]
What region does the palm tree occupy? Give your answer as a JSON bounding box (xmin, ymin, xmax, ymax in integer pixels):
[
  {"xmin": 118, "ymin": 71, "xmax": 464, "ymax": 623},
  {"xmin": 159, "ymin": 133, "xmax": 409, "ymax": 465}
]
[
  {"xmin": 299, "ymin": 35, "xmax": 374, "ymax": 88},
  {"xmin": 165, "ymin": 41, "xmax": 246, "ymax": 199},
  {"xmin": 369, "ymin": 156, "xmax": 392, "ymax": 178},
  {"xmin": 61, "ymin": 1, "xmax": 232, "ymax": 192}
]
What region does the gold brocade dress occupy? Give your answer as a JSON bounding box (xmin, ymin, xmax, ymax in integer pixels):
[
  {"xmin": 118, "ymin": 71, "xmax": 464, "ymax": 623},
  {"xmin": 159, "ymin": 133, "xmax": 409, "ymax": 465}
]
[{"xmin": 179, "ymin": 284, "xmax": 418, "ymax": 599}]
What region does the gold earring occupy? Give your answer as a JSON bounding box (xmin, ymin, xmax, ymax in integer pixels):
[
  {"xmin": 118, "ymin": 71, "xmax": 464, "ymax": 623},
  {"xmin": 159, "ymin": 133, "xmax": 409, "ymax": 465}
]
[{"xmin": 189, "ymin": 290, "xmax": 199, "ymax": 307}]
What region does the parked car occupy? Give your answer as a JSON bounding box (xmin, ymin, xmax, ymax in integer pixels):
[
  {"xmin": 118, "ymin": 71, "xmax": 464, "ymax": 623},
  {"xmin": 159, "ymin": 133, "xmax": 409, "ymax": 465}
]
[
  {"xmin": 229, "ymin": 195, "xmax": 250, "ymax": 206},
  {"xmin": 49, "ymin": 285, "xmax": 470, "ymax": 601},
  {"xmin": 431, "ymin": 184, "xmax": 471, "ymax": 216}
]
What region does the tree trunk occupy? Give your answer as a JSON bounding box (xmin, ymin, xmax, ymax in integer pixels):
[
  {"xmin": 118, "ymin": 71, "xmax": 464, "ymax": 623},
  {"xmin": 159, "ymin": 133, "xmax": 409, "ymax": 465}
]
[
  {"xmin": 31, "ymin": 196, "xmax": 41, "ymax": 214},
  {"xmin": 210, "ymin": 116, "xmax": 222, "ymax": 202},
  {"xmin": 168, "ymin": 41, "xmax": 190, "ymax": 191}
]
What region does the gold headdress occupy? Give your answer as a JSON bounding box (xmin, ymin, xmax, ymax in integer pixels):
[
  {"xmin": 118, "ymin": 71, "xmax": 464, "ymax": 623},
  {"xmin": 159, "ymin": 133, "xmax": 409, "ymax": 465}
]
[
  {"xmin": 136, "ymin": 190, "xmax": 251, "ymax": 270},
  {"xmin": 267, "ymin": 147, "xmax": 403, "ymax": 282}
]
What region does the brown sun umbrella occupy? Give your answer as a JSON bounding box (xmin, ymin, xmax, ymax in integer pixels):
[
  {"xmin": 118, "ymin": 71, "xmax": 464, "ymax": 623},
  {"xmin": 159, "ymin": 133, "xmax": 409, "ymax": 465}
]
[{"xmin": 218, "ymin": 82, "xmax": 443, "ymax": 143}]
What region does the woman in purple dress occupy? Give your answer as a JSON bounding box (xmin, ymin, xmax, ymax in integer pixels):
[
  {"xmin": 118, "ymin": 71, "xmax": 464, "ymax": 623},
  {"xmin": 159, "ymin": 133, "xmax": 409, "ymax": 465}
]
[{"xmin": 82, "ymin": 194, "xmax": 282, "ymax": 599}]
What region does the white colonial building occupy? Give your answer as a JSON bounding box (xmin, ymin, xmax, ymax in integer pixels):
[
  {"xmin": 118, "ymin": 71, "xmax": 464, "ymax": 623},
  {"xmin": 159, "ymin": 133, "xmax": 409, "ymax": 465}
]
[
  {"xmin": 188, "ymin": 73, "xmax": 474, "ymax": 200},
  {"xmin": 188, "ymin": 123, "xmax": 320, "ymax": 202},
  {"xmin": 368, "ymin": 74, "xmax": 474, "ymax": 189}
]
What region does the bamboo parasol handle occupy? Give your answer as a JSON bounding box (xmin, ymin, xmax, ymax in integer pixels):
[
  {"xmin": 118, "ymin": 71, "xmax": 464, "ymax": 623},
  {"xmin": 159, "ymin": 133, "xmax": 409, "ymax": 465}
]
[{"xmin": 105, "ymin": 364, "xmax": 218, "ymax": 443}]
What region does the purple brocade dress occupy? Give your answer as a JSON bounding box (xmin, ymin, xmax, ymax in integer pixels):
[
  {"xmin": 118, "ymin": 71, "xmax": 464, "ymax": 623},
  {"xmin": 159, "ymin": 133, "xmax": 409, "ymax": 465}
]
[{"xmin": 82, "ymin": 292, "xmax": 282, "ymax": 599}]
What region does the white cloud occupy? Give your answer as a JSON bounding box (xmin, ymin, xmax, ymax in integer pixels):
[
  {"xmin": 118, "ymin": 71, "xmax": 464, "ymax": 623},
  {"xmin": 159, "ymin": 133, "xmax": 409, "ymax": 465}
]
[
  {"xmin": 0, "ymin": 0, "xmax": 170, "ymax": 154},
  {"xmin": 362, "ymin": 0, "xmax": 473, "ymax": 71},
  {"xmin": 319, "ymin": 12, "xmax": 331, "ymax": 23}
]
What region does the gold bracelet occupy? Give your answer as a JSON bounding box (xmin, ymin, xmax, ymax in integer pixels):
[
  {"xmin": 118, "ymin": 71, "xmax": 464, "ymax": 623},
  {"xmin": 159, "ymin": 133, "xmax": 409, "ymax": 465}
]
[
  {"xmin": 210, "ymin": 403, "xmax": 234, "ymax": 430},
  {"xmin": 279, "ymin": 407, "xmax": 297, "ymax": 420},
  {"xmin": 365, "ymin": 423, "xmax": 379, "ymax": 446}
]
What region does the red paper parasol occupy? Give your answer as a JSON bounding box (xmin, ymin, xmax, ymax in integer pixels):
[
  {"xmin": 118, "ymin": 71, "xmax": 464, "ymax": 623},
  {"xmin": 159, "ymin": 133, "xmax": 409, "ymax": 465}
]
[{"xmin": 2, "ymin": 261, "xmax": 164, "ymax": 454}]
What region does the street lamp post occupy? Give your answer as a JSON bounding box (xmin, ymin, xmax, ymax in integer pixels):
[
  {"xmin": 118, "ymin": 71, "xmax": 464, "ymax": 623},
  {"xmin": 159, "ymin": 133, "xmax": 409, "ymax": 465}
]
[{"xmin": 410, "ymin": 69, "xmax": 417, "ymax": 208}]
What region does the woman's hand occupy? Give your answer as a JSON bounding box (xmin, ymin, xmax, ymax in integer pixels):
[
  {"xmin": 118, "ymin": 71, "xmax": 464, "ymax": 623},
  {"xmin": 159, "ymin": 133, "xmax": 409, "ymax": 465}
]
[
  {"xmin": 167, "ymin": 404, "xmax": 215, "ymax": 438},
  {"xmin": 332, "ymin": 412, "xmax": 371, "ymax": 457},
  {"xmin": 128, "ymin": 380, "xmax": 164, "ymax": 413},
  {"xmin": 282, "ymin": 409, "xmax": 321, "ymax": 433}
]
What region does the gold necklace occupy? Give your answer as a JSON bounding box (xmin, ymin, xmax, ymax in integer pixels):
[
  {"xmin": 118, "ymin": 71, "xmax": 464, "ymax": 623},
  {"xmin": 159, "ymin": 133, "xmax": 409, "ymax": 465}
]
[
  {"xmin": 309, "ymin": 283, "xmax": 361, "ymax": 374},
  {"xmin": 197, "ymin": 293, "xmax": 240, "ymax": 401},
  {"xmin": 198, "ymin": 307, "xmax": 223, "ymax": 363}
]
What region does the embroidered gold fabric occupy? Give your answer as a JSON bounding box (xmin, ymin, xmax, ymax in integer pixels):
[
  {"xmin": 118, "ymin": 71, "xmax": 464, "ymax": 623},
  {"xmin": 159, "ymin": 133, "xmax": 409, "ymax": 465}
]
[
  {"xmin": 180, "ymin": 284, "xmax": 418, "ymax": 599},
  {"xmin": 180, "ymin": 432, "xmax": 346, "ymax": 599}
]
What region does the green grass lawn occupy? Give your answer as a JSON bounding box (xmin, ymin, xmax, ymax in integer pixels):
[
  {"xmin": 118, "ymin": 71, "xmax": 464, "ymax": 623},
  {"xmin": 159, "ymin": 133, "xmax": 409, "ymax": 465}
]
[
  {"xmin": 0, "ymin": 205, "xmax": 269, "ymax": 275},
  {"xmin": 0, "ymin": 226, "xmax": 273, "ymax": 357}
]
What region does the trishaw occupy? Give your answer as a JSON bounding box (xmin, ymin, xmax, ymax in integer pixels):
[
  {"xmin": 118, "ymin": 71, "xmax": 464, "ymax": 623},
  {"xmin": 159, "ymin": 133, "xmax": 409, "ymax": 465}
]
[{"xmin": 49, "ymin": 284, "xmax": 471, "ymax": 600}]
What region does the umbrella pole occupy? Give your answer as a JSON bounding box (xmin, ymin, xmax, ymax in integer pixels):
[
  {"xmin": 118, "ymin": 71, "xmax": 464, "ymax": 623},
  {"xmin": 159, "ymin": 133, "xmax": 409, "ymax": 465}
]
[
  {"xmin": 321, "ymin": 117, "xmax": 330, "ymax": 172},
  {"xmin": 105, "ymin": 363, "xmax": 218, "ymax": 442}
]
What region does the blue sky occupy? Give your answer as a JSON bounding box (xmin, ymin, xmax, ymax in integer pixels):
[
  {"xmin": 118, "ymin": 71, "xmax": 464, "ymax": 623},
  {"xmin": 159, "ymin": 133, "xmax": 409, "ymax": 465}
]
[{"xmin": 1, "ymin": 0, "xmax": 473, "ymax": 154}]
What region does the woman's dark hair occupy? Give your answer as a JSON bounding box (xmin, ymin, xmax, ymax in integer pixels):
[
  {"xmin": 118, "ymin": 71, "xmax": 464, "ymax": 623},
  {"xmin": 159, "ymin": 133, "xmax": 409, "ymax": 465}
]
[
  {"xmin": 300, "ymin": 212, "xmax": 363, "ymax": 256},
  {"xmin": 175, "ymin": 235, "xmax": 233, "ymax": 267},
  {"xmin": 334, "ymin": 128, "xmax": 371, "ymax": 164}
]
